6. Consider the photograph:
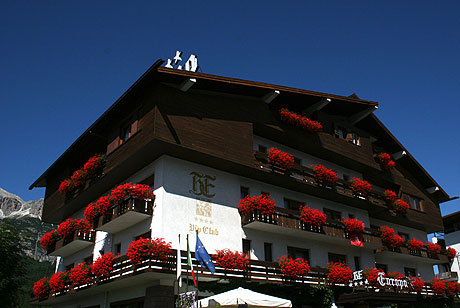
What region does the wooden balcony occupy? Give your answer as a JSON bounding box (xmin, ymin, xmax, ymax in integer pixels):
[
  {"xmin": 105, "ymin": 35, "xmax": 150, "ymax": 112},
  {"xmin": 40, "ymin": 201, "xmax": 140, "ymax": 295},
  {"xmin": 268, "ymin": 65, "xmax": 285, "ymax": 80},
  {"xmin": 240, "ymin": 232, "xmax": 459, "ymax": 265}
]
[
  {"xmin": 96, "ymin": 197, "xmax": 154, "ymax": 233},
  {"xmin": 48, "ymin": 231, "xmax": 95, "ymax": 257},
  {"xmin": 242, "ymin": 207, "xmax": 383, "ymax": 249},
  {"xmin": 434, "ymin": 271, "xmax": 458, "ymax": 281},
  {"xmin": 375, "ymin": 246, "xmax": 450, "ymax": 264}
]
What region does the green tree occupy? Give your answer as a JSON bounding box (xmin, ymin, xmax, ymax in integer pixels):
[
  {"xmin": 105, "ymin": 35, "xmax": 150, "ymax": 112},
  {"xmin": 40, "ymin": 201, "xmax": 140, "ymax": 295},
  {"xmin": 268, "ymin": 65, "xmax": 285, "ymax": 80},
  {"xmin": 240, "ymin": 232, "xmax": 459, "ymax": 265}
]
[{"xmin": 0, "ymin": 220, "xmax": 27, "ymax": 307}]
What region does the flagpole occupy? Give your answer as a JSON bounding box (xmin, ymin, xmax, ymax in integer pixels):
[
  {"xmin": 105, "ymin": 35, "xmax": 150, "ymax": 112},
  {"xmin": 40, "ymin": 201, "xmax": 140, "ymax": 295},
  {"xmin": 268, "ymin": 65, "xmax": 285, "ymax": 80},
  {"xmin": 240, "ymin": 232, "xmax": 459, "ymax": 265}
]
[
  {"xmin": 186, "ymin": 234, "xmax": 189, "ymax": 292},
  {"xmin": 196, "ymin": 231, "xmax": 199, "ymax": 307},
  {"xmin": 177, "ymin": 234, "xmax": 181, "ymax": 296}
]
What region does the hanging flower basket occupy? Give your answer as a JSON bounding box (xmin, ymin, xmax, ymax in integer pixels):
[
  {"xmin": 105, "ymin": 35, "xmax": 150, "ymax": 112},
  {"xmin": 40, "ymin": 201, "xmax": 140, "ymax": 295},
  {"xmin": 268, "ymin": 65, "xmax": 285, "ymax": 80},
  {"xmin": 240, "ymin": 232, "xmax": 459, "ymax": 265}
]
[
  {"xmin": 447, "ymin": 247, "xmax": 457, "ymax": 259},
  {"xmin": 342, "ymin": 218, "xmax": 365, "ymax": 233},
  {"xmin": 215, "ymin": 249, "xmax": 249, "ymax": 271},
  {"xmin": 279, "ymin": 108, "xmax": 323, "ymax": 132},
  {"xmin": 69, "ymin": 263, "xmax": 92, "ymax": 287},
  {"xmin": 327, "ymin": 262, "xmax": 352, "ymax": 285},
  {"xmin": 299, "ymin": 205, "xmax": 326, "ymax": 228},
  {"xmin": 384, "ymin": 190, "xmax": 397, "ymax": 203},
  {"xmin": 238, "ymin": 194, "xmax": 276, "ymax": 216},
  {"xmin": 267, "ymin": 148, "xmax": 295, "ymax": 171},
  {"xmin": 127, "ymin": 237, "xmax": 172, "ymax": 265},
  {"xmin": 350, "ymin": 178, "xmax": 372, "ymax": 196},
  {"xmin": 393, "ymin": 199, "xmax": 409, "ymax": 215},
  {"xmin": 407, "ymin": 238, "xmax": 424, "ymax": 252},
  {"xmin": 92, "ymin": 252, "xmax": 116, "ymax": 278},
  {"xmin": 379, "ymin": 226, "xmax": 404, "ymax": 248},
  {"xmin": 377, "ymin": 153, "xmax": 395, "ymax": 170},
  {"xmin": 278, "ymin": 255, "xmax": 310, "ymax": 280},
  {"xmin": 425, "ymin": 242, "xmax": 442, "ymax": 255}
]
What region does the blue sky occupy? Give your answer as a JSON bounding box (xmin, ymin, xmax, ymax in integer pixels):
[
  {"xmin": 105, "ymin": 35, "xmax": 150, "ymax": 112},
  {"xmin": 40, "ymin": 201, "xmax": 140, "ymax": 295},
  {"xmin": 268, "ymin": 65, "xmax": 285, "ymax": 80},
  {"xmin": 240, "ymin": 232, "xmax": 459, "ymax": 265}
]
[{"xmin": 1, "ymin": 1, "xmax": 458, "ymax": 216}]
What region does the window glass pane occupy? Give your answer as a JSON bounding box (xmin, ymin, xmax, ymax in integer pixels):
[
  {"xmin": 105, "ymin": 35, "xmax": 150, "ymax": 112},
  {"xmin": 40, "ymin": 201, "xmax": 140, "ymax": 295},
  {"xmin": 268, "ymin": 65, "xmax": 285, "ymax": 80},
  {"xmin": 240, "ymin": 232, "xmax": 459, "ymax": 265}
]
[
  {"xmin": 240, "ymin": 186, "xmax": 249, "ymax": 199},
  {"xmin": 264, "ymin": 243, "xmax": 272, "ymax": 262}
]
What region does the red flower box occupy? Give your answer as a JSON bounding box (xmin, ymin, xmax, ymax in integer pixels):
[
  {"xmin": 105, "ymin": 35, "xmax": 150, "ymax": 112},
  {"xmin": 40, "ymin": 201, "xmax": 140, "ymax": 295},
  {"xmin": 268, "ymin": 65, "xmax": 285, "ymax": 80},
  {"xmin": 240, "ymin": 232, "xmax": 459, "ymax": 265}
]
[
  {"xmin": 279, "ymin": 108, "xmax": 323, "ymax": 132},
  {"xmin": 49, "ymin": 271, "xmax": 69, "ymax": 293},
  {"xmin": 69, "ymin": 262, "xmax": 92, "ymax": 286},
  {"xmin": 58, "ymin": 154, "xmax": 105, "ymax": 195},
  {"xmin": 33, "ymin": 277, "xmax": 50, "ymax": 300},
  {"xmin": 447, "ymin": 247, "xmax": 457, "ymax": 259},
  {"xmin": 377, "ymin": 153, "xmax": 395, "ymax": 170},
  {"xmin": 84, "ymin": 202, "xmax": 100, "ymax": 223},
  {"xmin": 238, "ymin": 194, "xmax": 276, "ymax": 216},
  {"xmin": 111, "ymin": 183, "xmax": 155, "ymax": 204},
  {"xmin": 446, "ymin": 281, "xmax": 459, "ymax": 296},
  {"xmin": 327, "ymin": 262, "xmax": 352, "ymax": 285},
  {"xmin": 407, "ymin": 238, "xmax": 424, "ymax": 252},
  {"xmin": 40, "ymin": 230, "xmax": 59, "ymax": 251},
  {"xmin": 410, "ymin": 277, "xmax": 425, "ymax": 292},
  {"xmin": 425, "ymin": 242, "xmax": 442, "ymax": 255},
  {"xmin": 92, "ymin": 252, "xmax": 116, "ymax": 278},
  {"xmin": 312, "ymin": 165, "xmax": 338, "ymax": 184},
  {"xmin": 386, "ymin": 271, "xmax": 404, "ymax": 279},
  {"xmin": 127, "ymin": 237, "xmax": 172, "ymax": 265},
  {"xmin": 215, "ymin": 249, "xmax": 249, "ymax": 271},
  {"xmin": 57, "ymin": 218, "xmax": 90, "ymax": 239},
  {"xmin": 267, "ymin": 148, "xmax": 295, "ymax": 171},
  {"xmin": 393, "ymin": 199, "xmax": 409, "ymax": 215},
  {"xmin": 384, "ymin": 190, "xmax": 397, "ymax": 203},
  {"xmin": 299, "ymin": 205, "xmax": 326, "ymax": 227},
  {"xmin": 58, "ymin": 179, "xmax": 74, "ymax": 195},
  {"xmin": 364, "ymin": 267, "xmax": 385, "ymax": 288},
  {"xmin": 350, "ymin": 178, "xmax": 372, "ymax": 196},
  {"xmin": 342, "ymin": 218, "xmax": 365, "ymax": 233},
  {"xmin": 379, "ymin": 226, "xmax": 404, "ymax": 248},
  {"xmin": 278, "ymin": 255, "xmax": 310, "ymax": 280},
  {"xmin": 430, "ymin": 278, "xmax": 446, "ymax": 295}
]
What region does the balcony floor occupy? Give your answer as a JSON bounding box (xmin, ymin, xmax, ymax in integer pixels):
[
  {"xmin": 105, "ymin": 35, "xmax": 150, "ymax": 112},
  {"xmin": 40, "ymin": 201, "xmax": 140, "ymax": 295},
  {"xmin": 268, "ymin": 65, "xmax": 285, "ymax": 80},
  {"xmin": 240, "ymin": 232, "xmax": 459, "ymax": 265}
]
[
  {"xmin": 96, "ymin": 211, "xmax": 151, "ymax": 233},
  {"xmin": 49, "ymin": 239, "xmax": 94, "ymax": 257}
]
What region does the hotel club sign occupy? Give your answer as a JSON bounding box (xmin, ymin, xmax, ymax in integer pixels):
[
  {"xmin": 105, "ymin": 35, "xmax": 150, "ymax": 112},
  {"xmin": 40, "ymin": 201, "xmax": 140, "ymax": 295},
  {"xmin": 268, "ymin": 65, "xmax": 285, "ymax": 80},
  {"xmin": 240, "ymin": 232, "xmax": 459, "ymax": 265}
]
[{"xmin": 350, "ymin": 270, "xmax": 410, "ymax": 289}]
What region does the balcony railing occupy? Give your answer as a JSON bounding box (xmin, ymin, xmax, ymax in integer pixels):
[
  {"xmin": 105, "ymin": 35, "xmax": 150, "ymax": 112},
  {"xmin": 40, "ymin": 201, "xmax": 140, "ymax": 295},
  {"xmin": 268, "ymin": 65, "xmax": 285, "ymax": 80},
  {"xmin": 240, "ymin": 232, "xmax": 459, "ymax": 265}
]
[
  {"xmin": 434, "ymin": 271, "xmax": 458, "ymax": 281},
  {"xmin": 96, "ymin": 197, "xmax": 154, "ymax": 233},
  {"xmin": 48, "ymin": 231, "xmax": 95, "ymax": 257},
  {"xmin": 254, "ymin": 151, "xmax": 389, "ymax": 208},
  {"xmin": 242, "ymin": 207, "xmax": 383, "ymax": 249},
  {"xmin": 375, "ymin": 246, "xmax": 449, "ymax": 264},
  {"xmin": 31, "ymin": 250, "xmax": 439, "ymax": 305}
]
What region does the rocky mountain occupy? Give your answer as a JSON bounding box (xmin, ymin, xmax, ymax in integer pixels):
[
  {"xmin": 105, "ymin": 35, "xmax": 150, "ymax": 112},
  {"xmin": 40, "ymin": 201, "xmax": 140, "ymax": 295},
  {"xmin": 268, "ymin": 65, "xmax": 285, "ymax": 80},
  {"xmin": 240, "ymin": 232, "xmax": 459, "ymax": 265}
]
[{"xmin": 0, "ymin": 187, "xmax": 56, "ymax": 262}]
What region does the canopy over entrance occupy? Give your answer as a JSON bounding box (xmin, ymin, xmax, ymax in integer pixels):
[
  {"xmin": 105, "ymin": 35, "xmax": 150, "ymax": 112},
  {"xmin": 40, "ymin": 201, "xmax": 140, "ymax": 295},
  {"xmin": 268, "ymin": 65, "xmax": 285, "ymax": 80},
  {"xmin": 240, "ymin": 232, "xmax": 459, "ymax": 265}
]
[{"xmin": 198, "ymin": 287, "xmax": 292, "ymax": 307}]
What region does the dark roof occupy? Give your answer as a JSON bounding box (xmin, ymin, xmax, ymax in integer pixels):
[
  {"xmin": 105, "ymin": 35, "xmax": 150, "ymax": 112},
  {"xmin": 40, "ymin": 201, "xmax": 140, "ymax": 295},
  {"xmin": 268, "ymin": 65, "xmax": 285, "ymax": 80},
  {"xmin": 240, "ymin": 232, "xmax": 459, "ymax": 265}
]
[{"xmin": 30, "ymin": 60, "xmax": 452, "ymax": 203}]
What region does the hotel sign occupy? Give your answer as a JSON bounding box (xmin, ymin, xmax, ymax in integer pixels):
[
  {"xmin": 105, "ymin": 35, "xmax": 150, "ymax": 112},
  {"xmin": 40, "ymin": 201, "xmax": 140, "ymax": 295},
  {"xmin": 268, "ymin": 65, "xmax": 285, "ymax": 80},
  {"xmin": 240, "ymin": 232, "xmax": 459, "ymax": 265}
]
[
  {"xmin": 189, "ymin": 171, "xmax": 219, "ymax": 236},
  {"xmin": 350, "ymin": 270, "xmax": 410, "ymax": 289}
]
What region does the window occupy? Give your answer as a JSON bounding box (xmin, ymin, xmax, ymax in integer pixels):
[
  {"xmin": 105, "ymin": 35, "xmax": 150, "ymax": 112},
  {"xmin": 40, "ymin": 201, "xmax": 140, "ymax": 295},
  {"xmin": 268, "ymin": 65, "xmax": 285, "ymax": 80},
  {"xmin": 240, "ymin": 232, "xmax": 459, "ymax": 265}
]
[
  {"xmin": 376, "ymin": 263, "xmax": 388, "ymax": 272},
  {"xmin": 135, "ymin": 230, "xmax": 151, "ymax": 241},
  {"xmin": 120, "ymin": 122, "xmax": 132, "ymax": 143},
  {"xmin": 324, "ymin": 208, "xmax": 341, "ymax": 222},
  {"xmin": 84, "ymin": 255, "xmax": 93, "ymax": 265},
  {"xmin": 335, "ymin": 127, "xmax": 361, "ymax": 146},
  {"xmin": 240, "ymin": 186, "xmax": 249, "ymax": 199},
  {"xmin": 264, "ymin": 243, "xmax": 273, "ymax": 262},
  {"xmin": 350, "ymin": 133, "xmax": 361, "ymax": 146},
  {"xmin": 288, "ymin": 247, "xmax": 310, "ymax": 263},
  {"xmin": 404, "ymin": 267, "xmax": 416, "ymax": 277},
  {"xmin": 328, "ymin": 253, "xmax": 346, "ymax": 264},
  {"xmin": 242, "ymin": 239, "xmax": 251, "ymax": 258},
  {"xmin": 354, "ymin": 256, "xmax": 361, "ymax": 270},
  {"xmin": 258, "ymin": 145, "xmax": 267, "ymax": 153},
  {"xmin": 398, "ymin": 232, "xmax": 410, "ymax": 242},
  {"xmin": 114, "ymin": 243, "xmax": 121, "ymax": 255},
  {"xmin": 283, "ymin": 198, "xmax": 303, "ymax": 211},
  {"xmin": 409, "ymin": 195, "xmax": 423, "ymax": 211}
]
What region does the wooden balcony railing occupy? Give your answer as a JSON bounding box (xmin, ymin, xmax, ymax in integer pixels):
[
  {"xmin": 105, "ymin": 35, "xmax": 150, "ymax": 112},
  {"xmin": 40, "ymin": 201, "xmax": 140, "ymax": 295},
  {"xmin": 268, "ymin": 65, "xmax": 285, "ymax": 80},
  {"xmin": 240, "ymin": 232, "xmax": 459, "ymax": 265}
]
[
  {"xmin": 32, "ymin": 249, "xmax": 440, "ymax": 305},
  {"xmin": 96, "ymin": 197, "xmax": 154, "ymax": 233},
  {"xmin": 242, "ymin": 207, "xmax": 382, "ymax": 248},
  {"xmin": 434, "ymin": 271, "xmax": 458, "ymax": 281},
  {"xmin": 375, "ymin": 246, "xmax": 450, "ymax": 264},
  {"xmin": 48, "ymin": 231, "xmax": 95, "ymax": 257}
]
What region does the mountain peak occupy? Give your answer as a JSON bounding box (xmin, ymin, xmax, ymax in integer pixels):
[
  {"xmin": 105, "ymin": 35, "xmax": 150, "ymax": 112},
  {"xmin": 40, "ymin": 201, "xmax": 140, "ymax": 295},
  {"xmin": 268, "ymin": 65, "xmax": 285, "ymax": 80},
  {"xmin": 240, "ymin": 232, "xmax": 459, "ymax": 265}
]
[{"xmin": 0, "ymin": 187, "xmax": 43, "ymax": 219}]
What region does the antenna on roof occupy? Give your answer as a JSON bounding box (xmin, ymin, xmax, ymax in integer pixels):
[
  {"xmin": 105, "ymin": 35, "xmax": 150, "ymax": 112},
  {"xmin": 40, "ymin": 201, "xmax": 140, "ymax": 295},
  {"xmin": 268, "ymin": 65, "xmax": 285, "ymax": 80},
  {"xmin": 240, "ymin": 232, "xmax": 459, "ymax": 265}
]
[{"xmin": 165, "ymin": 50, "xmax": 199, "ymax": 72}]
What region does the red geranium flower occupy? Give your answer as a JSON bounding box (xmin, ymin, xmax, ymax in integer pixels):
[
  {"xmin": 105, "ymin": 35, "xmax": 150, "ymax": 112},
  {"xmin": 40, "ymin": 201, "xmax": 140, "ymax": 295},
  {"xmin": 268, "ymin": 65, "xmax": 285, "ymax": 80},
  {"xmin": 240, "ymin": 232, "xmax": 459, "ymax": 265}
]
[
  {"xmin": 127, "ymin": 237, "xmax": 172, "ymax": 265},
  {"xmin": 342, "ymin": 217, "xmax": 365, "ymax": 233},
  {"xmin": 92, "ymin": 252, "xmax": 116, "ymax": 278},
  {"xmin": 364, "ymin": 267, "xmax": 384, "ymax": 288},
  {"xmin": 111, "ymin": 183, "xmax": 155, "ymax": 204},
  {"xmin": 430, "ymin": 278, "xmax": 446, "ymax": 295},
  {"xmin": 96, "ymin": 195, "xmax": 114, "ymax": 216},
  {"xmin": 238, "ymin": 194, "xmax": 276, "ymax": 216},
  {"xmin": 350, "ymin": 178, "xmax": 372, "ymax": 196},
  {"xmin": 69, "ymin": 263, "xmax": 92, "ymax": 286},
  {"xmin": 447, "ymin": 247, "xmax": 457, "ymax": 259},
  {"xmin": 49, "ymin": 271, "xmax": 69, "ymax": 293},
  {"xmin": 300, "ymin": 205, "xmax": 327, "ymax": 227},
  {"xmin": 407, "ymin": 238, "xmax": 424, "ymax": 252},
  {"xmin": 40, "ymin": 230, "xmax": 60, "ymax": 251},
  {"xmin": 425, "ymin": 242, "xmax": 442, "ymax": 255},
  {"xmin": 387, "ymin": 271, "xmax": 404, "ymax": 279},
  {"xmin": 215, "ymin": 249, "xmax": 249, "ymax": 271},
  {"xmin": 57, "ymin": 218, "xmax": 90, "ymax": 239},
  {"xmin": 327, "ymin": 262, "xmax": 352, "ymax": 285},
  {"xmin": 71, "ymin": 169, "xmax": 87, "ymax": 188},
  {"xmin": 278, "ymin": 255, "xmax": 310, "ymax": 280},
  {"xmin": 84, "ymin": 202, "xmax": 100, "ymax": 223},
  {"xmin": 393, "ymin": 199, "xmax": 409, "ymax": 214},
  {"xmin": 82, "ymin": 154, "xmax": 105, "ymax": 176},
  {"xmin": 312, "ymin": 165, "xmax": 338, "ymax": 184},
  {"xmin": 379, "ymin": 226, "xmax": 404, "ymax": 248},
  {"xmin": 33, "ymin": 277, "xmax": 50, "ymax": 300},
  {"xmin": 267, "ymin": 148, "xmax": 295, "ymax": 170},
  {"xmin": 58, "ymin": 179, "xmax": 74, "ymax": 195},
  {"xmin": 410, "ymin": 276, "xmax": 425, "ymax": 292},
  {"xmin": 378, "ymin": 153, "xmax": 395, "ymax": 170},
  {"xmin": 279, "ymin": 108, "xmax": 323, "ymax": 132},
  {"xmin": 384, "ymin": 189, "xmax": 397, "ymax": 203}
]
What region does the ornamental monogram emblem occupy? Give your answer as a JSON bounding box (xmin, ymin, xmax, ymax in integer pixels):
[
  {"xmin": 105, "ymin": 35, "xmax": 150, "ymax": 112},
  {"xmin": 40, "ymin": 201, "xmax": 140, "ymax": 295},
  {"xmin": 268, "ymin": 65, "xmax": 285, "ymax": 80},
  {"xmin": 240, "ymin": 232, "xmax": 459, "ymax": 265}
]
[
  {"xmin": 189, "ymin": 172, "xmax": 216, "ymax": 198},
  {"xmin": 196, "ymin": 200, "xmax": 212, "ymax": 218}
]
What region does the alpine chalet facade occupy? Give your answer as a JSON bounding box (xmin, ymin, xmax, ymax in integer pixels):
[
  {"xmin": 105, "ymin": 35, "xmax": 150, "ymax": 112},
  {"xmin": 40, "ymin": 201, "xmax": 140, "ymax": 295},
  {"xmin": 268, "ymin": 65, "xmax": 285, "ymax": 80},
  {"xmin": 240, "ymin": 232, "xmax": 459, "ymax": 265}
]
[{"xmin": 30, "ymin": 59, "xmax": 455, "ymax": 308}]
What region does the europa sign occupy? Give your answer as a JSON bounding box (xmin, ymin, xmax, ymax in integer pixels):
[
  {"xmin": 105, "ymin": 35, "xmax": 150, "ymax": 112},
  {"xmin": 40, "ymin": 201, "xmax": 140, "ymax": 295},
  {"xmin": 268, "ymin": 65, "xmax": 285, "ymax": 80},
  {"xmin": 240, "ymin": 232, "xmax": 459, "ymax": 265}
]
[{"xmin": 350, "ymin": 270, "xmax": 410, "ymax": 289}]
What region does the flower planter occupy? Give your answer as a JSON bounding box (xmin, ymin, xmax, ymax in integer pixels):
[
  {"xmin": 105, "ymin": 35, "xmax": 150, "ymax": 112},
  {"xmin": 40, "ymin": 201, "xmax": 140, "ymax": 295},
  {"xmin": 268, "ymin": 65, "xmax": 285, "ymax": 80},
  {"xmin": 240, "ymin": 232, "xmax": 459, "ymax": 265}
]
[
  {"xmin": 96, "ymin": 198, "xmax": 154, "ymax": 233},
  {"xmin": 48, "ymin": 231, "xmax": 95, "ymax": 257}
]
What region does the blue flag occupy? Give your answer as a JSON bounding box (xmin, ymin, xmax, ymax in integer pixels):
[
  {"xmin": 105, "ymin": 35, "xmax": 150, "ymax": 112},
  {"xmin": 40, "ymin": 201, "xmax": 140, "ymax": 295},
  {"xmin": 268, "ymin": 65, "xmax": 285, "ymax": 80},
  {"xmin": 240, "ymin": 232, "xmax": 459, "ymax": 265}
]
[{"xmin": 195, "ymin": 232, "xmax": 216, "ymax": 274}]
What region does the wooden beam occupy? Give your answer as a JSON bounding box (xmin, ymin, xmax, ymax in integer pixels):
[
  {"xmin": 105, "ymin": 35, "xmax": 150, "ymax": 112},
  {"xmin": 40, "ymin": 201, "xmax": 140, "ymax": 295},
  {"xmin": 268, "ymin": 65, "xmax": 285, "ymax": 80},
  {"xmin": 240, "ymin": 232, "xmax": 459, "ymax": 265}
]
[
  {"xmin": 262, "ymin": 90, "xmax": 280, "ymax": 104},
  {"xmin": 391, "ymin": 150, "xmax": 407, "ymax": 161},
  {"xmin": 302, "ymin": 98, "xmax": 331, "ymax": 116},
  {"xmin": 348, "ymin": 106, "xmax": 378, "ymax": 125},
  {"xmin": 179, "ymin": 78, "xmax": 196, "ymax": 92}
]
